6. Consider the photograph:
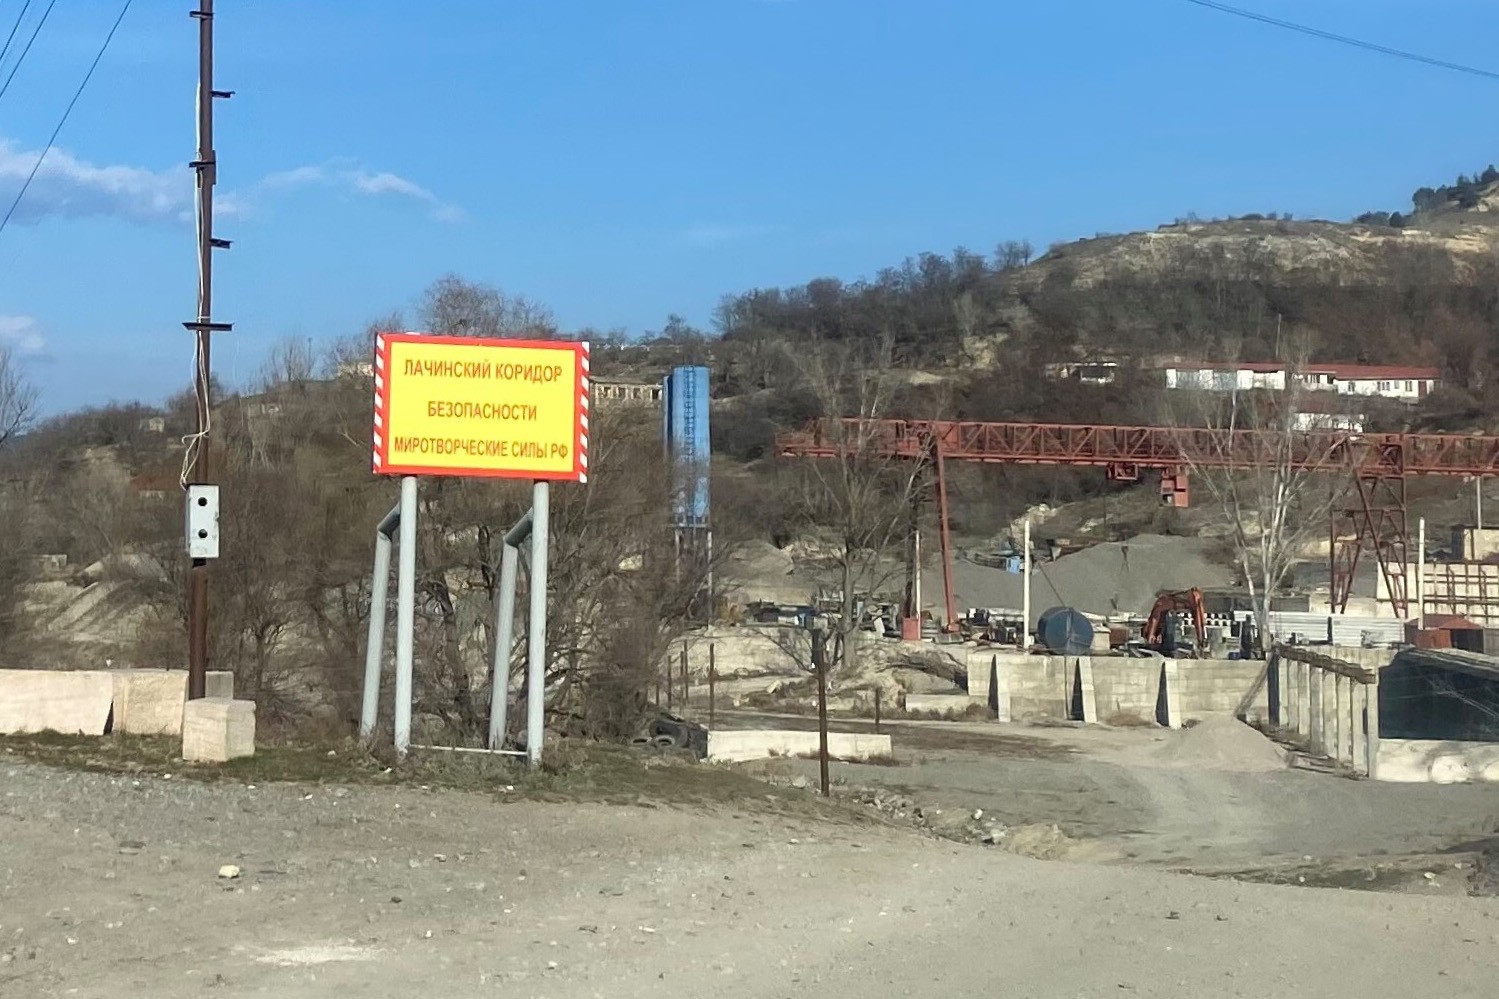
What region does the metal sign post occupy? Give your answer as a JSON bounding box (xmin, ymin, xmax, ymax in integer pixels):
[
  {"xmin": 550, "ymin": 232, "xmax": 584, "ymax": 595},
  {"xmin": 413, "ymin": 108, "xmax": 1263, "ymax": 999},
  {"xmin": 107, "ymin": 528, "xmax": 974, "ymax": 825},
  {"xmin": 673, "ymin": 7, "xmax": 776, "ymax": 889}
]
[
  {"xmin": 366, "ymin": 333, "xmax": 587, "ymax": 765},
  {"xmin": 487, "ymin": 515, "xmax": 525, "ymax": 751},
  {"xmin": 393, "ymin": 475, "xmax": 419, "ymax": 756},
  {"xmin": 525, "ymin": 481, "xmax": 550, "ymax": 767},
  {"xmin": 359, "ymin": 501, "xmax": 401, "ymax": 741}
]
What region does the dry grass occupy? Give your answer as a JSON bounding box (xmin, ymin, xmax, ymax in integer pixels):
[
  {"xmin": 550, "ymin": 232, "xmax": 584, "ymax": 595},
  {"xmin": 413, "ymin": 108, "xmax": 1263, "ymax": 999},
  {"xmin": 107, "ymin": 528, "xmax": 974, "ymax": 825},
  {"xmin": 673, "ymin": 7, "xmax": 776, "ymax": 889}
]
[
  {"xmin": 898, "ymin": 704, "xmax": 992, "ymax": 723},
  {"xmin": 788, "ymin": 750, "xmax": 909, "ymax": 767},
  {"xmin": 0, "ymin": 731, "xmax": 879, "ymax": 820}
]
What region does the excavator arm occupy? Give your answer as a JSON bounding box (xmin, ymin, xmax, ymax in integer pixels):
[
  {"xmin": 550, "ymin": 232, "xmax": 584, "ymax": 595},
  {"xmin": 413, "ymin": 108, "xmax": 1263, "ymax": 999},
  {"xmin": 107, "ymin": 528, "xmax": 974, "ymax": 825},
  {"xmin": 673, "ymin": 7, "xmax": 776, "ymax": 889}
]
[{"xmin": 1143, "ymin": 588, "xmax": 1208, "ymax": 650}]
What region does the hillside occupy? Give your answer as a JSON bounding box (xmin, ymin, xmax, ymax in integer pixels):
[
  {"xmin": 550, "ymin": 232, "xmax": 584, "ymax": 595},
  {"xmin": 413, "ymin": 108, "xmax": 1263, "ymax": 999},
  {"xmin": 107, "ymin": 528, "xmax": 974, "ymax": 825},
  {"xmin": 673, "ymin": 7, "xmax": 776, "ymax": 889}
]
[
  {"xmin": 715, "ymin": 173, "xmax": 1499, "ymax": 407},
  {"xmin": 8, "ymin": 166, "xmax": 1499, "ymax": 731}
]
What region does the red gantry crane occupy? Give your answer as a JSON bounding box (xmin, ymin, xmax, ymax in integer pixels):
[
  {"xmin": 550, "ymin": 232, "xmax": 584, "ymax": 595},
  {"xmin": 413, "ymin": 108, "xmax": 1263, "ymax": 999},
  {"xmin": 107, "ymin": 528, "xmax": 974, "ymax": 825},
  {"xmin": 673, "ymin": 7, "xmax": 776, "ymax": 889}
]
[{"xmin": 778, "ymin": 419, "xmax": 1499, "ymax": 628}]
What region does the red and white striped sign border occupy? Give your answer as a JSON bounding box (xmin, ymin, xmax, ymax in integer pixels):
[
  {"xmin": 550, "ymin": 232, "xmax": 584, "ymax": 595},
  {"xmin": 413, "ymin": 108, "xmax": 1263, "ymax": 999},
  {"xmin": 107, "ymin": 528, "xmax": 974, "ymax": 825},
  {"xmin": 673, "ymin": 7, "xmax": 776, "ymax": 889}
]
[
  {"xmin": 373, "ymin": 333, "xmax": 388, "ymax": 474},
  {"xmin": 578, "ymin": 341, "xmax": 590, "ymax": 484},
  {"xmin": 372, "ymin": 332, "xmax": 591, "ymax": 482}
]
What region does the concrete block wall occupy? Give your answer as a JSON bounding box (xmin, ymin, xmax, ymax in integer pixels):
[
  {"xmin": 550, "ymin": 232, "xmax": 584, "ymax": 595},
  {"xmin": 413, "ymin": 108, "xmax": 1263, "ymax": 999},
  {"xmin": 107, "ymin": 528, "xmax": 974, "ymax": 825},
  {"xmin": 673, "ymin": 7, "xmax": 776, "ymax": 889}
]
[
  {"xmin": 1090, "ymin": 660, "xmax": 1160, "ymax": 725},
  {"xmin": 1173, "ymin": 660, "xmax": 1272, "ymax": 725},
  {"xmin": 971, "ymin": 652, "xmax": 1276, "ymax": 728},
  {"xmin": 1326, "ymin": 646, "xmax": 1399, "ymax": 673},
  {"xmin": 1001, "ymin": 654, "xmax": 1072, "ymax": 722},
  {"xmin": 706, "ymin": 729, "xmax": 893, "ymax": 763}
]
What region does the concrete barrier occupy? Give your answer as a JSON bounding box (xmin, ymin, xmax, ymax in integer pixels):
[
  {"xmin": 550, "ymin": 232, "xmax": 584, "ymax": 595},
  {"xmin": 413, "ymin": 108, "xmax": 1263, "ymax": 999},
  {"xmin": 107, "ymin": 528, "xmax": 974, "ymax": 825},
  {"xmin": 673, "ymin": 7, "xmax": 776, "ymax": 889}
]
[
  {"xmin": 707, "ymin": 729, "xmax": 892, "ymax": 763},
  {"xmin": 0, "ymin": 669, "xmax": 114, "ymax": 735},
  {"xmin": 903, "ymin": 693, "xmax": 972, "ymax": 715},
  {"xmin": 999, "ymin": 654, "xmax": 1071, "ymax": 721},
  {"xmin": 1091, "ymin": 658, "xmax": 1159, "ymax": 725},
  {"xmin": 111, "ymin": 670, "xmax": 235, "ymax": 736},
  {"xmin": 182, "ymin": 698, "xmax": 256, "ymax": 762},
  {"xmin": 1, "ymin": 668, "xmax": 237, "ymax": 738},
  {"xmin": 967, "ymin": 653, "xmax": 1276, "ymax": 728},
  {"xmin": 1375, "ymin": 739, "xmax": 1499, "ymax": 784}
]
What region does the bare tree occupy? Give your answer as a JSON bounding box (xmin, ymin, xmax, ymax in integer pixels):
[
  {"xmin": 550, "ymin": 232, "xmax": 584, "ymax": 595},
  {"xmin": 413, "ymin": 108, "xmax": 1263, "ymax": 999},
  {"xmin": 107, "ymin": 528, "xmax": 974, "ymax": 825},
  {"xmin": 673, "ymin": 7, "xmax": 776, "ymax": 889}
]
[
  {"xmin": 0, "ymin": 344, "xmax": 38, "ymax": 449},
  {"xmin": 785, "ymin": 334, "xmax": 926, "ymax": 678},
  {"xmin": 259, "ymin": 335, "xmax": 317, "ymax": 391},
  {"xmin": 420, "ymin": 275, "xmax": 556, "ymax": 339},
  {"xmin": 0, "ymin": 347, "xmax": 38, "ymax": 643},
  {"xmin": 1166, "ymin": 341, "xmax": 1350, "ymax": 649}
]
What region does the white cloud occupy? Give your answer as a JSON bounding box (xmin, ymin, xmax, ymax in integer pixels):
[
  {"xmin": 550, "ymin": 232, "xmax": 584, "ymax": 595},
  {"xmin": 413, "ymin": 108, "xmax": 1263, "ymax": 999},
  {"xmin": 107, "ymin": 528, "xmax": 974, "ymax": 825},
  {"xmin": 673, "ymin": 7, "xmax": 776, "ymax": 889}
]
[
  {"xmin": 256, "ymin": 163, "xmax": 466, "ymax": 223},
  {"xmin": 259, "ymin": 165, "xmax": 329, "ymax": 190},
  {"xmin": 676, "ymin": 222, "xmax": 777, "ymax": 247},
  {"xmin": 0, "ymin": 139, "xmax": 463, "ymax": 228},
  {"xmin": 0, "ymin": 140, "xmax": 191, "ymax": 227},
  {"xmin": 0, "ymin": 315, "xmax": 47, "ymax": 356}
]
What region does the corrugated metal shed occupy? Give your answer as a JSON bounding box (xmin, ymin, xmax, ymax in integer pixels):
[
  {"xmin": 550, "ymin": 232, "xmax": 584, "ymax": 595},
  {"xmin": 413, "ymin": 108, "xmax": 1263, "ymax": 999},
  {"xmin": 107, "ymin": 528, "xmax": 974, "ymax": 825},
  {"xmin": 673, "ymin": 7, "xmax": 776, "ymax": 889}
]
[{"xmin": 1233, "ymin": 611, "xmax": 1406, "ymax": 647}]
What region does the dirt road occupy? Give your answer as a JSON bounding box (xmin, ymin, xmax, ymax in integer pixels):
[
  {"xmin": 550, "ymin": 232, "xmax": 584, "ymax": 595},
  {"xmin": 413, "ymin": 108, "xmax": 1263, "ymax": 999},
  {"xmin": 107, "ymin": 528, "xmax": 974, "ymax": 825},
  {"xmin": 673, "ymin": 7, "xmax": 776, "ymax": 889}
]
[
  {"xmin": 6, "ymin": 759, "xmax": 1499, "ymax": 998},
  {"xmin": 727, "ymin": 712, "xmax": 1499, "ymax": 871}
]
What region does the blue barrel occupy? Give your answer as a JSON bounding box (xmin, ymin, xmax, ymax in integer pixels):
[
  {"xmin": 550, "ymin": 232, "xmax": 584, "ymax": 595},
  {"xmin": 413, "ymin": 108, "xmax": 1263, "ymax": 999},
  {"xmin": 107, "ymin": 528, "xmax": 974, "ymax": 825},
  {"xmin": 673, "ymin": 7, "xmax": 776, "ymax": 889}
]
[{"xmin": 1037, "ymin": 606, "xmax": 1094, "ymax": 655}]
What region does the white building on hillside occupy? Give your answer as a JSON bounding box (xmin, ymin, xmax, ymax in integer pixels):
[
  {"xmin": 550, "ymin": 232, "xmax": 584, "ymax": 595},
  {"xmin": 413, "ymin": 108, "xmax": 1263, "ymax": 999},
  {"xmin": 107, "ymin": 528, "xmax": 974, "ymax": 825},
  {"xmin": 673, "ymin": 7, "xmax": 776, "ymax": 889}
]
[
  {"xmin": 1165, "ymin": 361, "xmax": 1286, "ymax": 392},
  {"xmin": 1164, "ymin": 362, "xmax": 1440, "ymax": 403}
]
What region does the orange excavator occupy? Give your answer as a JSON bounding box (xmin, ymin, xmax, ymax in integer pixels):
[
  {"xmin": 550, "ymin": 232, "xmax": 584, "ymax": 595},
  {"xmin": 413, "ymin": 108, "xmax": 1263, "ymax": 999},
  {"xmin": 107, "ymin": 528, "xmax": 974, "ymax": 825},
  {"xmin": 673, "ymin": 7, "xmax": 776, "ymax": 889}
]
[{"xmin": 1142, "ymin": 588, "xmax": 1208, "ymax": 654}]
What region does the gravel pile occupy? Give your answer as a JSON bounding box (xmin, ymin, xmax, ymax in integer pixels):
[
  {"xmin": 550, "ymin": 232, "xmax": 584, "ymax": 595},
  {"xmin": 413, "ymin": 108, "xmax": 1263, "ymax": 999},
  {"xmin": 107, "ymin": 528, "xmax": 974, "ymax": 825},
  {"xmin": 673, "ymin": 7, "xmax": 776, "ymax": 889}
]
[
  {"xmin": 930, "ymin": 534, "xmax": 1235, "ymax": 626},
  {"xmin": 1151, "ymin": 715, "xmax": 1288, "ymax": 773}
]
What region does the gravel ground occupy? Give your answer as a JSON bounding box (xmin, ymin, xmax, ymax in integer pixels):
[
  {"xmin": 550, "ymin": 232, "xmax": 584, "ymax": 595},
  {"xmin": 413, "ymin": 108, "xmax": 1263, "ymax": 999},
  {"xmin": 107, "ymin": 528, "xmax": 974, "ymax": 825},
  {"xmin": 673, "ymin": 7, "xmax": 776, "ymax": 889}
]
[{"xmin": 6, "ymin": 758, "xmax": 1499, "ymax": 998}]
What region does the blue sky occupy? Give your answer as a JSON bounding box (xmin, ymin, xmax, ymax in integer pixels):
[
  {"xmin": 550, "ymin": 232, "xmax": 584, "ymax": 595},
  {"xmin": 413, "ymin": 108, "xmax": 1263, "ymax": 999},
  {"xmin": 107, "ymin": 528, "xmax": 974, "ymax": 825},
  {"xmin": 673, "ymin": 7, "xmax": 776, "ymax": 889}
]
[{"xmin": 3, "ymin": 0, "xmax": 1499, "ymax": 414}]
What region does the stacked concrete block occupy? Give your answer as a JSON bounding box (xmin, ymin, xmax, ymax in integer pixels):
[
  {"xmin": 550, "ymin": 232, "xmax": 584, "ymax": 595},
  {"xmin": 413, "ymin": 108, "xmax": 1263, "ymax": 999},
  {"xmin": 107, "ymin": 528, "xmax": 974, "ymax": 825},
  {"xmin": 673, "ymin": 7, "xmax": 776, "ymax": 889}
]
[
  {"xmin": 0, "ymin": 669, "xmax": 114, "ymax": 734},
  {"xmin": 181, "ymin": 698, "xmax": 256, "ymax": 762},
  {"xmin": 110, "ymin": 669, "xmax": 235, "ymax": 736}
]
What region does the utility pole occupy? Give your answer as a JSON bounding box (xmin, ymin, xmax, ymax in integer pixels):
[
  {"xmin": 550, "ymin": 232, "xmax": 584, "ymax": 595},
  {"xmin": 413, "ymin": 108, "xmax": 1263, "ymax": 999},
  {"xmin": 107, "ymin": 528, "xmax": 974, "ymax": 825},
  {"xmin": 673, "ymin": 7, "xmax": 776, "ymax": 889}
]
[
  {"xmin": 811, "ymin": 621, "xmax": 830, "ymax": 797},
  {"xmin": 184, "ymin": 0, "xmax": 232, "ymax": 699}
]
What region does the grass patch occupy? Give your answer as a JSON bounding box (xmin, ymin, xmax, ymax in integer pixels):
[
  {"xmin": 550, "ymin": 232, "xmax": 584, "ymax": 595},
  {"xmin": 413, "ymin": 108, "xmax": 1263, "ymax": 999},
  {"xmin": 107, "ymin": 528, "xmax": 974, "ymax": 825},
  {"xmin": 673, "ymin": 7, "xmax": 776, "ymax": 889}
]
[
  {"xmin": 787, "ymin": 750, "xmax": 909, "ymax": 767},
  {"xmin": 897, "ymin": 704, "xmax": 993, "ymax": 723},
  {"xmin": 0, "ymin": 731, "xmax": 878, "ymax": 819}
]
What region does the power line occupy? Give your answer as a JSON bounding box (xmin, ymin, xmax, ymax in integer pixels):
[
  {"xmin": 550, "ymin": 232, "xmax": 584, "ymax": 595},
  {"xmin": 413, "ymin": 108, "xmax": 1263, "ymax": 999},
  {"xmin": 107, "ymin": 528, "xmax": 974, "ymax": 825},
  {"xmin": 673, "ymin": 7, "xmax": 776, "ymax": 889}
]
[
  {"xmin": 0, "ymin": 0, "xmax": 133, "ymax": 238},
  {"xmin": 1181, "ymin": 0, "xmax": 1499, "ymax": 83},
  {"xmin": 0, "ymin": 0, "xmax": 53, "ymax": 105},
  {"xmin": 0, "ymin": 1, "xmax": 35, "ymax": 78}
]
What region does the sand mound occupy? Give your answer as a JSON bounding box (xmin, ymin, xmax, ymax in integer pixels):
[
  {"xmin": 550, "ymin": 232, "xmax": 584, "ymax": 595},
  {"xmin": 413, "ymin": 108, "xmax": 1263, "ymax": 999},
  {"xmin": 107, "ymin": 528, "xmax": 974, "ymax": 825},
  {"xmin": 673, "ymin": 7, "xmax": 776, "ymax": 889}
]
[{"xmin": 1151, "ymin": 715, "xmax": 1288, "ymax": 773}]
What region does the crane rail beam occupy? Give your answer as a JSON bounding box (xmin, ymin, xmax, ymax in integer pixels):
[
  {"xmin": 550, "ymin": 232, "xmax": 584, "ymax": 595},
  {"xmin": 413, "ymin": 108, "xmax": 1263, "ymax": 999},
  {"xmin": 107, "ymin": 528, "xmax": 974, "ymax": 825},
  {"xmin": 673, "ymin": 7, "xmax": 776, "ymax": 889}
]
[{"xmin": 777, "ymin": 419, "xmax": 1499, "ymax": 477}]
